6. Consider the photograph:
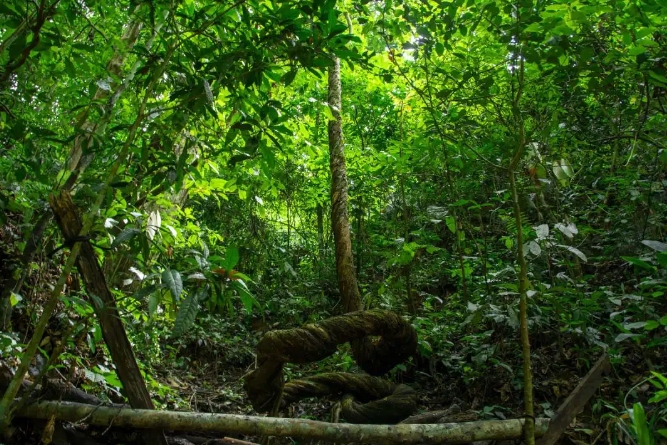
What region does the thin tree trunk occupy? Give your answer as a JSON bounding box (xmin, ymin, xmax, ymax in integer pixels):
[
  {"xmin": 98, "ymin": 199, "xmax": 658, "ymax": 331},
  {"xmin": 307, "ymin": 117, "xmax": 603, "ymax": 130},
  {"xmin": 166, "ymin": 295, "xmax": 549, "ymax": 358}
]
[
  {"xmin": 1, "ymin": 41, "xmax": 173, "ymax": 445},
  {"xmin": 355, "ymin": 199, "xmax": 363, "ymax": 276},
  {"xmin": 317, "ymin": 204, "xmax": 325, "ymax": 263},
  {"xmin": 509, "ymin": 170, "xmax": 535, "ymax": 445},
  {"xmin": 49, "ymin": 192, "xmax": 166, "ymax": 445},
  {"xmin": 328, "ymin": 56, "xmax": 362, "ymax": 313},
  {"xmin": 0, "ymin": 251, "xmax": 80, "ymax": 436},
  {"xmin": 385, "ymin": 45, "xmax": 470, "ymax": 303},
  {"xmin": 509, "ymin": 50, "xmax": 535, "ymax": 444},
  {"xmin": 397, "ymin": 107, "xmax": 416, "ymax": 314}
]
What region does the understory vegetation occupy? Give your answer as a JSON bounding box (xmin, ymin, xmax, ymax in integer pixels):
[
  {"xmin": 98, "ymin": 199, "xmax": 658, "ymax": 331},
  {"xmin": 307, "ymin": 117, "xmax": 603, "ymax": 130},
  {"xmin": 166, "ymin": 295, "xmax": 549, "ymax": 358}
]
[{"xmin": 1, "ymin": 0, "xmax": 666, "ymax": 443}]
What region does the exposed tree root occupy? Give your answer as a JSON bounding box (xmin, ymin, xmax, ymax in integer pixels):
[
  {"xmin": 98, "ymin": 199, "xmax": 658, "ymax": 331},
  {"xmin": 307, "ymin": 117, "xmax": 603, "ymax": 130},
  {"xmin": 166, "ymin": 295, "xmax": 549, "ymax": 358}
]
[{"xmin": 244, "ymin": 309, "xmax": 418, "ymax": 423}]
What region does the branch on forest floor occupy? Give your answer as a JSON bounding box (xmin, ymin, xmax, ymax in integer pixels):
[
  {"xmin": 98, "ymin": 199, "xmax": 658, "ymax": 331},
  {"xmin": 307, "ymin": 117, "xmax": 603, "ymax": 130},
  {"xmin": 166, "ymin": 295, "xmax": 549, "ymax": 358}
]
[{"xmin": 15, "ymin": 400, "xmax": 550, "ymax": 444}]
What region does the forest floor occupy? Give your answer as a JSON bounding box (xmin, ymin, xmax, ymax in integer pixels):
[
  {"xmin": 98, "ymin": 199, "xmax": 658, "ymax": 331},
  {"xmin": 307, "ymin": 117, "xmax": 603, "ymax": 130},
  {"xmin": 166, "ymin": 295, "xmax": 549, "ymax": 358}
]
[
  {"xmin": 135, "ymin": 321, "xmax": 655, "ymax": 445},
  {"xmin": 0, "ymin": 295, "xmax": 661, "ymax": 445},
  {"xmin": 1, "ymin": 211, "xmax": 663, "ymax": 444}
]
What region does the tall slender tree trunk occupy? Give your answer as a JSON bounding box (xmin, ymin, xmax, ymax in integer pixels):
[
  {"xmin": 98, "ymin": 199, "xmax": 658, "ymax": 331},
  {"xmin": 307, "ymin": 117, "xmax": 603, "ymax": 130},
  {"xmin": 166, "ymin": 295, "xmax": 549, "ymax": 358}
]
[
  {"xmin": 509, "ymin": 51, "xmax": 535, "ymax": 445},
  {"xmin": 317, "ymin": 204, "xmax": 325, "ymax": 263},
  {"xmin": 328, "ymin": 56, "xmax": 362, "ymax": 313},
  {"xmin": 313, "ymin": 106, "xmax": 326, "ymax": 268},
  {"xmin": 397, "ymin": 107, "xmax": 416, "ymax": 314}
]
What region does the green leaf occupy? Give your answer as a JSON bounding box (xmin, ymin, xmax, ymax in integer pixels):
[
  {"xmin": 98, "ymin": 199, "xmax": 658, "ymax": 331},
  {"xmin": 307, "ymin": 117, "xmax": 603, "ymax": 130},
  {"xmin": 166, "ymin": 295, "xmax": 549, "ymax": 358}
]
[
  {"xmin": 648, "ymin": 392, "xmax": 667, "ymax": 404},
  {"xmin": 148, "ymin": 291, "xmax": 160, "ymax": 318},
  {"xmin": 524, "ymin": 23, "xmax": 542, "ymax": 33},
  {"xmin": 648, "ymin": 70, "xmax": 667, "ymax": 86},
  {"xmin": 624, "ymin": 321, "xmax": 647, "ymax": 330},
  {"xmin": 223, "ymin": 247, "xmax": 240, "ymax": 270},
  {"xmin": 524, "ymin": 241, "xmax": 542, "ymax": 256},
  {"xmin": 236, "ymin": 284, "xmax": 260, "ymax": 314},
  {"xmin": 281, "ymin": 69, "xmax": 298, "ymax": 86},
  {"xmin": 322, "ymin": 103, "xmax": 334, "ymax": 121},
  {"xmin": 134, "ymin": 284, "xmax": 158, "ymax": 301},
  {"xmin": 505, "ymin": 237, "xmax": 514, "ymax": 250},
  {"xmin": 147, "ymin": 210, "xmax": 161, "ymax": 240},
  {"xmin": 0, "ymin": 3, "xmax": 25, "ymax": 15},
  {"xmin": 558, "ymin": 245, "xmax": 587, "ymax": 262},
  {"xmin": 225, "ymin": 129, "xmax": 239, "ymax": 146},
  {"xmin": 631, "ymin": 403, "xmax": 651, "ymax": 445},
  {"xmin": 622, "ymin": 256, "xmax": 655, "ymax": 271},
  {"xmin": 650, "ymin": 371, "xmax": 667, "ymax": 387},
  {"xmin": 187, "ymin": 272, "xmax": 207, "ymax": 281},
  {"xmin": 111, "ymin": 227, "xmax": 141, "ymax": 248},
  {"xmin": 644, "ymin": 320, "xmax": 660, "ymax": 331},
  {"xmin": 231, "ymin": 271, "xmax": 253, "ymax": 282},
  {"xmin": 615, "ymin": 333, "xmax": 641, "ymax": 342},
  {"xmin": 162, "ymin": 269, "xmax": 183, "ymax": 302},
  {"xmin": 445, "ymin": 215, "xmax": 456, "ymax": 234},
  {"xmin": 570, "ymin": 10, "xmax": 587, "ymax": 23},
  {"xmin": 628, "ymin": 46, "xmax": 646, "ymax": 56},
  {"xmin": 173, "ymin": 288, "xmax": 204, "ymax": 337},
  {"xmin": 8, "ymin": 34, "xmax": 27, "ymax": 61},
  {"xmin": 9, "ymin": 292, "xmax": 22, "ymax": 307},
  {"xmin": 647, "ymin": 336, "xmax": 667, "ymax": 348},
  {"xmin": 657, "ymin": 253, "xmax": 667, "ymax": 267},
  {"xmin": 89, "ymin": 294, "xmax": 104, "ymax": 311}
]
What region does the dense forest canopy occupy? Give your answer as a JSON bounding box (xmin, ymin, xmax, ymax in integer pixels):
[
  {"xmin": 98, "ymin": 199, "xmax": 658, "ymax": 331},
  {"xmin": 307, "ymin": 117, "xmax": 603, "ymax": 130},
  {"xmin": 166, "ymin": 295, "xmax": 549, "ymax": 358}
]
[{"xmin": 0, "ymin": 0, "xmax": 666, "ymax": 443}]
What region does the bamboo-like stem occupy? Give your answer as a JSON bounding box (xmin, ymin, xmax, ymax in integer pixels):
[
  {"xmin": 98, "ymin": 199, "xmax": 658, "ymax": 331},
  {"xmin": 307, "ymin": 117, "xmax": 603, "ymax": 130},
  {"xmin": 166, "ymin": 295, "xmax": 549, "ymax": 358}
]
[{"xmin": 508, "ymin": 19, "xmax": 535, "ymax": 442}]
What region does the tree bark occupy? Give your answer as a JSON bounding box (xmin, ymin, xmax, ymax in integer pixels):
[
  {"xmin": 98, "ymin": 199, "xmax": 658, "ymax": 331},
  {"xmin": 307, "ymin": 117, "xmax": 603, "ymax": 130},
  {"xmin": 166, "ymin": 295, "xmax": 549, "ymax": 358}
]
[
  {"xmin": 328, "ymin": 56, "xmax": 362, "ymax": 313},
  {"xmin": 508, "ymin": 50, "xmax": 535, "ymax": 445},
  {"xmin": 16, "ymin": 400, "xmax": 550, "ymax": 444},
  {"xmin": 49, "ymin": 192, "xmax": 166, "ymax": 445}
]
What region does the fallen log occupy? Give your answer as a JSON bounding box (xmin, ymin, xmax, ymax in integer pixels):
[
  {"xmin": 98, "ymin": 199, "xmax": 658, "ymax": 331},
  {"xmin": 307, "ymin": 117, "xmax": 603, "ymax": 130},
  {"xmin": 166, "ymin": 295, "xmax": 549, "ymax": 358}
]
[{"xmin": 15, "ymin": 400, "xmax": 549, "ymax": 444}]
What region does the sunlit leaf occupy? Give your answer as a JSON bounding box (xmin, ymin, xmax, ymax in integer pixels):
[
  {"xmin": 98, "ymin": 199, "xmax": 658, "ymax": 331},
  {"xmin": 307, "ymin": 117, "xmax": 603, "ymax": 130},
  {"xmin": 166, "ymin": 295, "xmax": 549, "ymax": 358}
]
[
  {"xmin": 534, "ymin": 224, "xmax": 549, "ymax": 240},
  {"xmin": 615, "ymin": 333, "xmax": 641, "ymax": 342},
  {"xmin": 641, "ymin": 240, "xmax": 667, "ymax": 252},
  {"xmin": 9, "ymin": 292, "xmax": 22, "ymax": 307},
  {"xmin": 147, "ymin": 210, "xmax": 161, "ymax": 240},
  {"xmin": 558, "ymin": 245, "xmax": 587, "ymax": 262}
]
